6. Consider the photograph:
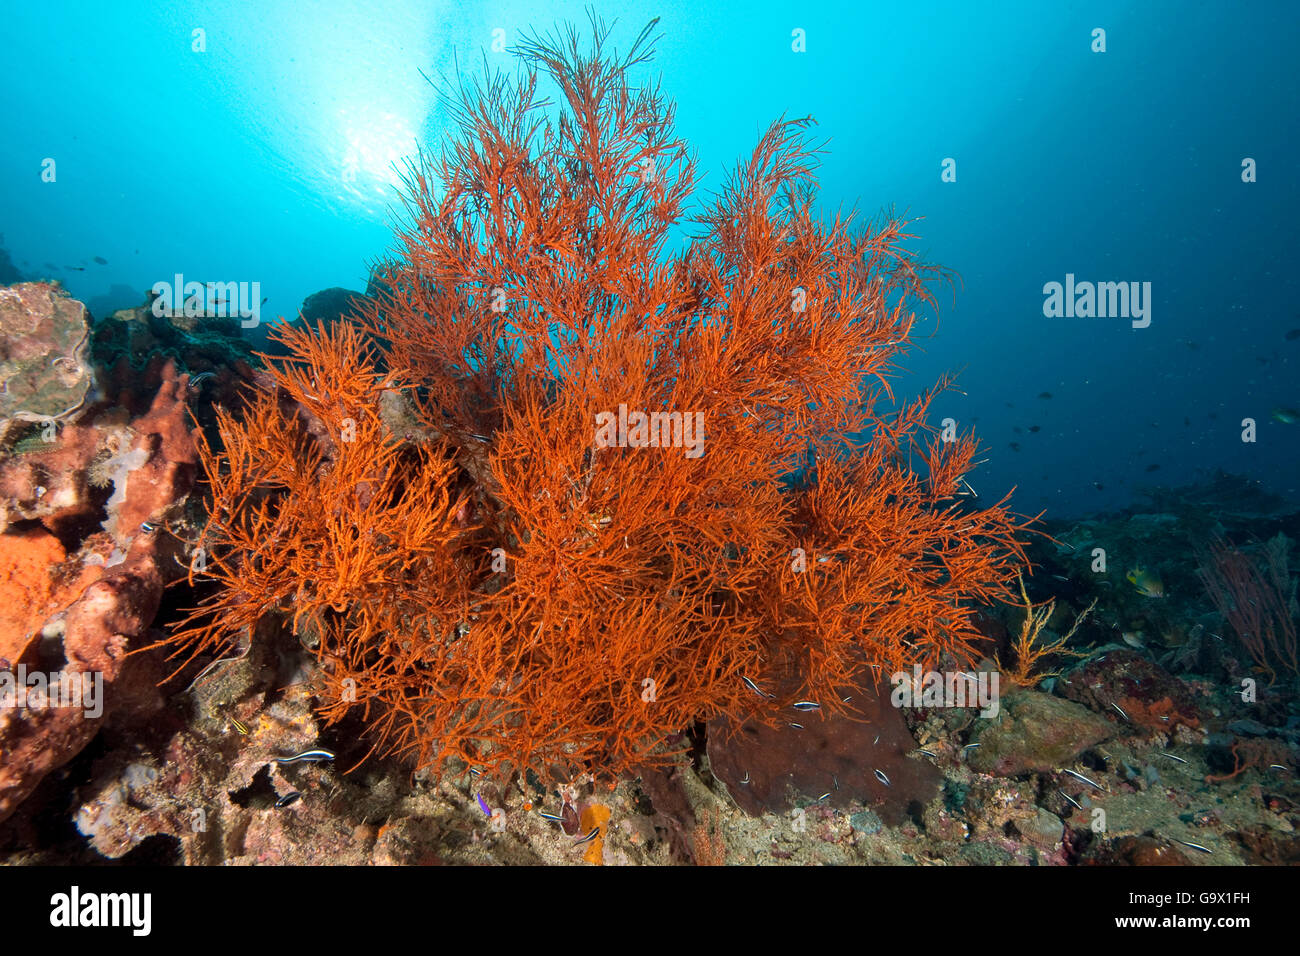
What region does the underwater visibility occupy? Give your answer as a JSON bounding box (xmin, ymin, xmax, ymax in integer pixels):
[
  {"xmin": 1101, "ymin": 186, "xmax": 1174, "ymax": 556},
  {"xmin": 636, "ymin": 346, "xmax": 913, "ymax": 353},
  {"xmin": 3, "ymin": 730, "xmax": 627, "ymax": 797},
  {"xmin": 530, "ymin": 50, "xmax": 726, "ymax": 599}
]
[{"xmin": 1, "ymin": 0, "xmax": 1298, "ymax": 890}]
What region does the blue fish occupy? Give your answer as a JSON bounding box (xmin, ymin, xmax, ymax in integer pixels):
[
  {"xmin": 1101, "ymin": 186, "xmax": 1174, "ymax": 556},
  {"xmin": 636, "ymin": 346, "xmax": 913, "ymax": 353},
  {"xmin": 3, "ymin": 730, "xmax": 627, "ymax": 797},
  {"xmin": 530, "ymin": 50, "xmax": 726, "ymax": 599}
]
[{"xmin": 275, "ymin": 749, "xmax": 335, "ymax": 765}]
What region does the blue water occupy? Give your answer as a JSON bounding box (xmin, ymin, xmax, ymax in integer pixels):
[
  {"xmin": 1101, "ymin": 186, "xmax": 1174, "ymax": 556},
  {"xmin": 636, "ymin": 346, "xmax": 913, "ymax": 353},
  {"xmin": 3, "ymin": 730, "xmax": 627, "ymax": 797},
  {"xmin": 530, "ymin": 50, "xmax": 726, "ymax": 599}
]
[{"xmin": 2, "ymin": 1, "xmax": 1296, "ymax": 517}]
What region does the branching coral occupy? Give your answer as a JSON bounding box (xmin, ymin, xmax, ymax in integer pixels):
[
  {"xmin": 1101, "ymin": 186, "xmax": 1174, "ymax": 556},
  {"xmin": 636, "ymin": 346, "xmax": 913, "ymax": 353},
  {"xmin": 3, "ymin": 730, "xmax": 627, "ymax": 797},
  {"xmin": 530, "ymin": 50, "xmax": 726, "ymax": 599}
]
[
  {"xmin": 998, "ymin": 573, "xmax": 1093, "ymax": 688},
  {"xmin": 167, "ymin": 17, "xmax": 1033, "ymax": 782},
  {"xmin": 1197, "ymin": 534, "xmax": 1298, "ymax": 686}
]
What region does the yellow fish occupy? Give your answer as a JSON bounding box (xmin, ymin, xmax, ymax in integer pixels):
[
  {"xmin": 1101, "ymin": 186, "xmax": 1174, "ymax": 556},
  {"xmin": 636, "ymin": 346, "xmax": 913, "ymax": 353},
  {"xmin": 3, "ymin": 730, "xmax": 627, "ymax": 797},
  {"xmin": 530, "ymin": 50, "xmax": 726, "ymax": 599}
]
[{"xmin": 1126, "ymin": 566, "xmax": 1165, "ymax": 598}]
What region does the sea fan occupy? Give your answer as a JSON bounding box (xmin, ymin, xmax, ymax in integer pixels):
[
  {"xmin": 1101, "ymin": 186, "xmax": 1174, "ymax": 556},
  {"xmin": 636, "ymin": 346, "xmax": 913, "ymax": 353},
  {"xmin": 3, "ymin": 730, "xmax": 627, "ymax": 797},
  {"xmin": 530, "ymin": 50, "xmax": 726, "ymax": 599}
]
[{"xmin": 168, "ymin": 16, "xmax": 1033, "ymax": 781}]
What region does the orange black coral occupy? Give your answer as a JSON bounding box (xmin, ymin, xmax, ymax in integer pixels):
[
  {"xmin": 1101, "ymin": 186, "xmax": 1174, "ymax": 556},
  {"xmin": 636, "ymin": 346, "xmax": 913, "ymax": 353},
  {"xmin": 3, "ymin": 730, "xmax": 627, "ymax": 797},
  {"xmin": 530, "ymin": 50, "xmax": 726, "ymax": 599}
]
[{"xmin": 165, "ymin": 17, "xmax": 1033, "ymax": 783}]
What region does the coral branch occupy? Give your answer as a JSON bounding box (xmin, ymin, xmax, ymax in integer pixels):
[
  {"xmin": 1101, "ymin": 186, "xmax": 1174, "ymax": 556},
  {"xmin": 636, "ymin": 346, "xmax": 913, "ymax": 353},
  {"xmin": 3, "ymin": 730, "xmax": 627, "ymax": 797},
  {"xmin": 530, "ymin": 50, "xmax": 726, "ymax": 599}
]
[{"xmin": 997, "ymin": 573, "xmax": 1092, "ymax": 688}]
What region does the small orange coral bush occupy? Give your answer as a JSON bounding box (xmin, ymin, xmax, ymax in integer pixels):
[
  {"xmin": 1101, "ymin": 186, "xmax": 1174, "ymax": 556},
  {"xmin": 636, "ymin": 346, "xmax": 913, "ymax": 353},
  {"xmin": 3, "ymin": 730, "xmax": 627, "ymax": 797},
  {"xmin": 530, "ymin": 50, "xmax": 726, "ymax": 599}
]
[
  {"xmin": 170, "ymin": 18, "xmax": 1032, "ymax": 780},
  {"xmin": 997, "ymin": 573, "xmax": 1092, "ymax": 687}
]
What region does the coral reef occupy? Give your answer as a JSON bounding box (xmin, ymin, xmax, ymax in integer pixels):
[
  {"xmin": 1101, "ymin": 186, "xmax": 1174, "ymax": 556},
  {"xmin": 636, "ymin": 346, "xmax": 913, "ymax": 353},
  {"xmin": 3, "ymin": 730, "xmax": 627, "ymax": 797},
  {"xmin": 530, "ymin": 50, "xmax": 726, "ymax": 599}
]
[
  {"xmin": 5, "ymin": 22, "xmax": 1295, "ymax": 872},
  {"xmin": 168, "ymin": 18, "xmax": 1032, "ymax": 790},
  {"xmin": 0, "ymin": 284, "xmax": 199, "ymax": 823},
  {"xmin": 88, "ymin": 289, "xmax": 255, "ymax": 395},
  {"xmin": 1058, "ymin": 649, "xmax": 1203, "ymax": 734}
]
